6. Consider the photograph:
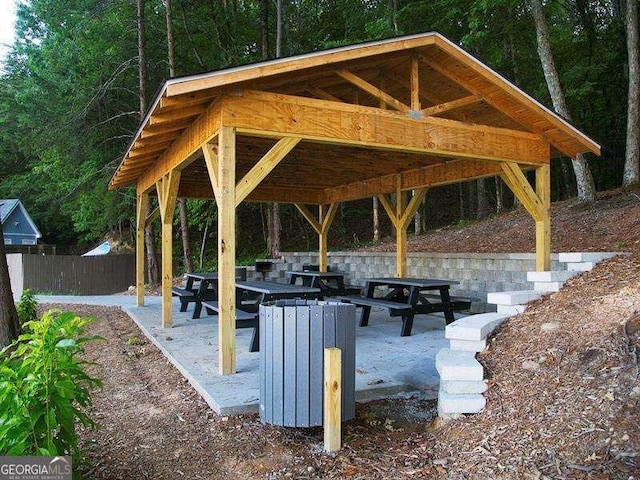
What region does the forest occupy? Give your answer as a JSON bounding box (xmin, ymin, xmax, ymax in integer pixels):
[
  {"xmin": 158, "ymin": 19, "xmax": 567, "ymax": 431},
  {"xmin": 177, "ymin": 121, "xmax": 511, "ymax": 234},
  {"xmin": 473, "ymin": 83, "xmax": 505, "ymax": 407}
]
[{"xmin": 0, "ymin": 0, "xmax": 637, "ymax": 271}]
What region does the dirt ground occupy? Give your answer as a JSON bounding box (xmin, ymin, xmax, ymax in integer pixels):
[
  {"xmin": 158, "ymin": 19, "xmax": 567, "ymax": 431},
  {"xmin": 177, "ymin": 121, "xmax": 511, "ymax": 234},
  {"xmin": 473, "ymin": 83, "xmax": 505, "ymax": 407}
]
[{"xmin": 42, "ymin": 188, "xmax": 640, "ymax": 479}]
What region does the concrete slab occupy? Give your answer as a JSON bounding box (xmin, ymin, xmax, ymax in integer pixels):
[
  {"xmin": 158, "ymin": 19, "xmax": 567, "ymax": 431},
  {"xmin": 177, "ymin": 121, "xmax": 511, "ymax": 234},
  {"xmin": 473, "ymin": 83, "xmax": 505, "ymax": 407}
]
[{"xmin": 37, "ymin": 295, "xmax": 456, "ymax": 415}]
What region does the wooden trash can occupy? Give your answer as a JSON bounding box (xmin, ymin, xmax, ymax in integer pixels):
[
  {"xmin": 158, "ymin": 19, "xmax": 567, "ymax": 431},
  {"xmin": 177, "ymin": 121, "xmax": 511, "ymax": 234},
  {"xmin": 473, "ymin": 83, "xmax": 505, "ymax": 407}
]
[{"xmin": 259, "ymin": 300, "xmax": 356, "ymax": 427}]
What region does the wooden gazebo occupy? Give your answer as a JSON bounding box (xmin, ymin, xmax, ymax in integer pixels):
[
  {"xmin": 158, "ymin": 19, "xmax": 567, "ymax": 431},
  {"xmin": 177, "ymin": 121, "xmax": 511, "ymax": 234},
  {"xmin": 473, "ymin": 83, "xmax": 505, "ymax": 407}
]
[{"xmin": 109, "ymin": 32, "xmax": 600, "ymax": 375}]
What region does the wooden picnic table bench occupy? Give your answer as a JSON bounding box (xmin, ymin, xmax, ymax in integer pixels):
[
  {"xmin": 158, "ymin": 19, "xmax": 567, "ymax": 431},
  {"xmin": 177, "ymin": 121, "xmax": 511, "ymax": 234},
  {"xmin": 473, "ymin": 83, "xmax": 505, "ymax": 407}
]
[
  {"xmin": 337, "ymin": 277, "xmax": 469, "ymax": 336},
  {"xmin": 200, "ymin": 301, "xmax": 259, "ymax": 352}
]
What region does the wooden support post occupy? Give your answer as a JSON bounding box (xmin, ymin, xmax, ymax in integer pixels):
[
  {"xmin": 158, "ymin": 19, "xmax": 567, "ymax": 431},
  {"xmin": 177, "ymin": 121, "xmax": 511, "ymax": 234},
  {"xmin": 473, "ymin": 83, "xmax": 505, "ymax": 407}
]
[
  {"xmin": 217, "ymin": 126, "xmax": 237, "ymax": 375},
  {"xmin": 294, "ymin": 203, "xmax": 339, "ymax": 272},
  {"xmin": 395, "ymin": 177, "xmax": 407, "ymax": 277},
  {"xmin": 156, "ymin": 170, "xmax": 181, "ymax": 328},
  {"xmin": 377, "ymin": 184, "xmax": 427, "ymax": 278},
  {"xmin": 535, "ymin": 164, "xmax": 551, "ymax": 271},
  {"xmin": 323, "ymin": 347, "xmax": 342, "ymax": 452},
  {"xmin": 500, "ymin": 162, "xmax": 551, "ymax": 270},
  {"xmin": 135, "ymin": 192, "xmax": 149, "ymax": 307}
]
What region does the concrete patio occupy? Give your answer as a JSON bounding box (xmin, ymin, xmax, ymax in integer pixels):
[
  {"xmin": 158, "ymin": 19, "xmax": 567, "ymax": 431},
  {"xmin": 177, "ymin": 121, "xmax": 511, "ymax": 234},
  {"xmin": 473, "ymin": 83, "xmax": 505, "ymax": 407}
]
[{"xmin": 37, "ymin": 294, "xmax": 461, "ymax": 415}]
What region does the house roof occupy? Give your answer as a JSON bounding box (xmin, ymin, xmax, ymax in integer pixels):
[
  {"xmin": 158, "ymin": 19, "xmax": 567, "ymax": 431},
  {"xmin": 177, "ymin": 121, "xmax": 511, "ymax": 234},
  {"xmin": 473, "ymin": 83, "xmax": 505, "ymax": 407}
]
[
  {"xmin": 0, "ymin": 199, "xmax": 42, "ymax": 238},
  {"xmin": 109, "ymin": 32, "xmax": 600, "ymax": 202}
]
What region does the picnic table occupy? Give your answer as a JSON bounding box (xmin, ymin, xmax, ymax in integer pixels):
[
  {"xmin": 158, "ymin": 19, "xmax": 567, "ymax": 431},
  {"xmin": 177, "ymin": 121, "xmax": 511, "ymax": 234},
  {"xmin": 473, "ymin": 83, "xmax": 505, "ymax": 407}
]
[
  {"xmin": 198, "ymin": 280, "xmax": 322, "ymax": 353},
  {"xmin": 286, "ymin": 270, "xmax": 361, "ymax": 297},
  {"xmin": 338, "ymin": 277, "xmax": 471, "ymax": 336},
  {"xmin": 172, "ymin": 268, "xmax": 246, "ymax": 319},
  {"xmin": 236, "ymin": 280, "xmax": 322, "ymax": 311}
]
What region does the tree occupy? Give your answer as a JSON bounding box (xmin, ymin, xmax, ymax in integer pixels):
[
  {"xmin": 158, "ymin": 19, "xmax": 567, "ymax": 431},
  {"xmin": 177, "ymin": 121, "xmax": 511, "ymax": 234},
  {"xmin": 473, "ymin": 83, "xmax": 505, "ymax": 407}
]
[
  {"xmin": 165, "ymin": 0, "xmax": 193, "ymax": 272},
  {"xmin": 529, "ymin": 0, "xmax": 596, "ymax": 202},
  {"xmin": 624, "ymin": 0, "xmax": 640, "ymax": 186},
  {"xmin": 0, "ymin": 220, "xmax": 20, "ymax": 347}
]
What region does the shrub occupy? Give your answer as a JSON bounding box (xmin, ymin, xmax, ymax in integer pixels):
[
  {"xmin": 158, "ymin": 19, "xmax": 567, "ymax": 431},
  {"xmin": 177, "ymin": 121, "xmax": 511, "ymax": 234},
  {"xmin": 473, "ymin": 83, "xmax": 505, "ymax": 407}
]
[
  {"xmin": 0, "ymin": 310, "xmax": 102, "ymax": 465},
  {"xmin": 16, "ymin": 288, "xmax": 38, "ymax": 326}
]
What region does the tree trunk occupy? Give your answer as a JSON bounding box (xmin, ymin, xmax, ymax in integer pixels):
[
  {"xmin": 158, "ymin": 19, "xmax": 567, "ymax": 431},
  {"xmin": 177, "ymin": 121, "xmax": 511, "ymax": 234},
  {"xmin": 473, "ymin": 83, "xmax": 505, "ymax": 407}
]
[
  {"xmin": 260, "ymin": 0, "xmax": 268, "ymax": 59},
  {"xmin": 267, "ymin": 0, "xmax": 284, "ymax": 258},
  {"xmin": 276, "ymin": 0, "xmax": 284, "ymax": 58},
  {"xmin": 495, "ymin": 176, "xmax": 504, "ymax": 213},
  {"xmin": 0, "ymin": 221, "xmax": 20, "ymax": 347},
  {"xmin": 387, "ymin": 0, "xmax": 399, "ymax": 34},
  {"xmin": 372, "ymin": 197, "xmax": 380, "ymax": 241},
  {"xmin": 476, "ymin": 178, "xmax": 490, "ymax": 219},
  {"xmin": 138, "ymin": 0, "xmax": 159, "ymax": 284},
  {"xmin": 137, "ymin": 0, "xmax": 147, "ymax": 119},
  {"xmin": 624, "ymin": 0, "xmax": 640, "ymax": 185},
  {"xmin": 529, "ymin": 0, "xmax": 596, "ymax": 202},
  {"xmin": 165, "ymin": 0, "xmax": 193, "ymax": 272},
  {"xmin": 166, "ymin": 0, "xmax": 175, "ymax": 77}
]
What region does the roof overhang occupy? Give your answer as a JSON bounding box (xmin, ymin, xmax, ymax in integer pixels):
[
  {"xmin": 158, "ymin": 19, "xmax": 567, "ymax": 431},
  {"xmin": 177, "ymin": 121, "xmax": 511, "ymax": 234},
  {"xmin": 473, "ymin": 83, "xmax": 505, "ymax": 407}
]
[{"xmin": 109, "ymin": 32, "xmax": 600, "ymax": 202}]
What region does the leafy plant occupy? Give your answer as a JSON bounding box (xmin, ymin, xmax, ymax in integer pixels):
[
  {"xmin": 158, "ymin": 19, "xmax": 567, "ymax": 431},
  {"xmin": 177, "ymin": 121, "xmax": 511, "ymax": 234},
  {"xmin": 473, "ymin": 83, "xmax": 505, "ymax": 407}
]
[
  {"xmin": 0, "ymin": 310, "xmax": 102, "ymax": 466},
  {"xmin": 16, "ymin": 288, "xmax": 38, "ymax": 327}
]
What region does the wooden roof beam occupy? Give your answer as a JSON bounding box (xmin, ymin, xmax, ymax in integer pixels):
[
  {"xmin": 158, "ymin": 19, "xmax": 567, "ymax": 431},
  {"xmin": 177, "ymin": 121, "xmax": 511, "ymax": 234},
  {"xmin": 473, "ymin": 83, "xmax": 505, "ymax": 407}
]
[
  {"xmin": 335, "ymin": 69, "xmax": 410, "ymax": 113},
  {"xmin": 223, "ymin": 90, "xmax": 550, "ymax": 165},
  {"xmin": 421, "ymin": 95, "xmax": 483, "ymax": 117},
  {"xmin": 129, "ymin": 99, "xmax": 223, "ymax": 194},
  {"xmin": 324, "ymin": 158, "xmax": 508, "ymax": 203},
  {"xmin": 148, "ymin": 105, "xmax": 208, "ymax": 125},
  {"xmin": 419, "ymin": 50, "xmax": 600, "ymax": 157}
]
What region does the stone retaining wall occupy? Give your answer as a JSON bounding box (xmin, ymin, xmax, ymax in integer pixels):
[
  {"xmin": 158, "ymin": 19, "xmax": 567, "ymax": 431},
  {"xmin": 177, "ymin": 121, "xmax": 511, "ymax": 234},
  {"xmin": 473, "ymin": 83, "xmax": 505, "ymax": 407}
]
[{"xmin": 250, "ymin": 252, "xmax": 562, "ymax": 312}]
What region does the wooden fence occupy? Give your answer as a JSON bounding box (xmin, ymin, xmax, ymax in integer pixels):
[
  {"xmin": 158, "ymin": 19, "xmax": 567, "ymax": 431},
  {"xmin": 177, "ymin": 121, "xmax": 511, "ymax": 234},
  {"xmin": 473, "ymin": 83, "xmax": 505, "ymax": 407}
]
[{"xmin": 13, "ymin": 254, "xmax": 135, "ymax": 295}]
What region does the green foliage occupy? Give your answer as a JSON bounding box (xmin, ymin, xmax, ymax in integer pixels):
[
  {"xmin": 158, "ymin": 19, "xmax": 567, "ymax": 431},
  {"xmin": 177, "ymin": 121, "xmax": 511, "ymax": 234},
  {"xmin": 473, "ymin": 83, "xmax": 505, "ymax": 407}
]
[
  {"xmin": 0, "ymin": 0, "xmax": 634, "ymax": 252},
  {"xmin": 0, "ymin": 310, "xmax": 102, "ymax": 466},
  {"xmin": 16, "ymin": 289, "xmax": 37, "ymax": 327}
]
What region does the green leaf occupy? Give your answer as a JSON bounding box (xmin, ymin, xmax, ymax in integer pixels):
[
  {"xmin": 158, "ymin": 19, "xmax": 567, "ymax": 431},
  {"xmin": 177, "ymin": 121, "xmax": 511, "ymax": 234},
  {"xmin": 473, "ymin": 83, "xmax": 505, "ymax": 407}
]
[
  {"xmin": 55, "ymin": 380, "xmax": 76, "ymax": 399},
  {"xmin": 55, "ymin": 339, "xmax": 77, "ymax": 348}
]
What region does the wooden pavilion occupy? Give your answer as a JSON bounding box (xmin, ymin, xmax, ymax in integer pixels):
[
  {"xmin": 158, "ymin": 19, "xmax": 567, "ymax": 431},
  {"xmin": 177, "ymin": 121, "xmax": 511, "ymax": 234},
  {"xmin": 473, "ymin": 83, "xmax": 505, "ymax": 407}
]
[{"xmin": 109, "ymin": 32, "xmax": 600, "ymax": 375}]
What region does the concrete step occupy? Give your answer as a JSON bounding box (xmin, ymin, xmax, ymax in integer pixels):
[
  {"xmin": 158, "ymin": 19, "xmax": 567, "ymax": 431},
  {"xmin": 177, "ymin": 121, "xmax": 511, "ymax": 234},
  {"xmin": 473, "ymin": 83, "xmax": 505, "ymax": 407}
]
[
  {"xmin": 487, "ymin": 290, "xmax": 547, "ymax": 306},
  {"xmin": 558, "ymin": 252, "xmax": 618, "ymax": 263},
  {"xmin": 435, "ymin": 348, "xmax": 483, "ymax": 381},
  {"xmin": 449, "ymin": 338, "xmax": 487, "ymax": 352},
  {"xmin": 445, "ymin": 312, "xmax": 509, "ymax": 341},
  {"xmin": 440, "ymin": 379, "xmax": 488, "ymax": 395},
  {"xmin": 533, "ymin": 281, "xmax": 564, "ymax": 292},
  {"xmin": 527, "ymin": 270, "xmax": 578, "ymax": 283},
  {"xmin": 565, "ymin": 261, "xmax": 596, "ymax": 271},
  {"xmin": 497, "ymin": 304, "xmax": 527, "ymax": 315},
  {"xmin": 438, "ymin": 390, "xmax": 486, "ymax": 414}
]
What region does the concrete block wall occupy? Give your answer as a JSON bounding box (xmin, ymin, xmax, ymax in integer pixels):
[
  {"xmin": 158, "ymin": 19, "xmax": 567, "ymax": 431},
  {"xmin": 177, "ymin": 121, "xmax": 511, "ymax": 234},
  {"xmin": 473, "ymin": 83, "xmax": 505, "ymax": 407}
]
[{"xmin": 256, "ymin": 252, "xmax": 563, "ymax": 312}]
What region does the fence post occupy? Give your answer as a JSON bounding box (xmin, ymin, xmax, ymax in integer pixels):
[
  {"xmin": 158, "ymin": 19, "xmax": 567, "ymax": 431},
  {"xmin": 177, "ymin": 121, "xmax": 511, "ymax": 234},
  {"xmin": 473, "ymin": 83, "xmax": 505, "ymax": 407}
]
[{"xmin": 323, "ymin": 347, "xmax": 342, "ymax": 452}]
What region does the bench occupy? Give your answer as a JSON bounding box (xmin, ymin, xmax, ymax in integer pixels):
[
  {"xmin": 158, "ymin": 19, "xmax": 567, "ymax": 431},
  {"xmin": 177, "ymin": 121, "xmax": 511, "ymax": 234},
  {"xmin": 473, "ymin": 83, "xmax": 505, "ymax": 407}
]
[
  {"xmin": 171, "ymin": 287, "xmax": 197, "ymax": 312},
  {"xmin": 336, "ymin": 295, "xmax": 417, "ymax": 335},
  {"xmin": 337, "ymin": 293, "xmax": 472, "ymax": 336},
  {"xmin": 421, "ymin": 294, "xmax": 472, "ymax": 312},
  {"xmin": 321, "ymin": 285, "xmax": 363, "ymax": 297},
  {"xmin": 200, "ymin": 301, "xmax": 259, "ymax": 352}
]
